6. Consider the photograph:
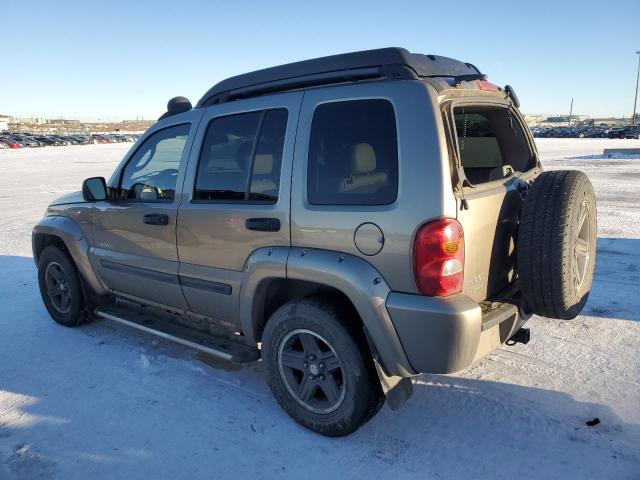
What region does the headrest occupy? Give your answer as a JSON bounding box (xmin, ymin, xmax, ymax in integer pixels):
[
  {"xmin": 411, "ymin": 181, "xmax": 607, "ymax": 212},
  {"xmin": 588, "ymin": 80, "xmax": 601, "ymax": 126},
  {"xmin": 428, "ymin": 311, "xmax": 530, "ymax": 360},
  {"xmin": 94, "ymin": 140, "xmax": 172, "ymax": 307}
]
[
  {"xmin": 351, "ymin": 143, "xmax": 376, "ymax": 174},
  {"xmin": 253, "ymin": 154, "xmax": 273, "ymax": 175},
  {"xmin": 235, "ymin": 142, "xmax": 253, "ymax": 171}
]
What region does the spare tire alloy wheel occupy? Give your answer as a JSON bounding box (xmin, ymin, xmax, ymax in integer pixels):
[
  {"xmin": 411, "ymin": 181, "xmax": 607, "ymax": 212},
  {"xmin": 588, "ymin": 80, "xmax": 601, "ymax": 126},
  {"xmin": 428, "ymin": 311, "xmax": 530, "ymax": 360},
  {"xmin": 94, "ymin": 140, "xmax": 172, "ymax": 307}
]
[
  {"xmin": 278, "ymin": 329, "xmax": 346, "ymax": 414},
  {"xmin": 574, "ymin": 202, "xmax": 591, "ymax": 291}
]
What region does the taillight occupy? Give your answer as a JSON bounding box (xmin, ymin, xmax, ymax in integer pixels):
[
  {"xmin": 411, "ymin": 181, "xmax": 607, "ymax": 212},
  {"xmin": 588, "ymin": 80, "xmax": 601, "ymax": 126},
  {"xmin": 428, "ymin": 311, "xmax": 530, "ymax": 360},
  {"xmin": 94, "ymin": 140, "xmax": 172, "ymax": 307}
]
[
  {"xmin": 413, "ymin": 218, "xmax": 464, "ymax": 296},
  {"xmin": 476, "ymin": 80, "xmax": 499, "ymax": 92}
]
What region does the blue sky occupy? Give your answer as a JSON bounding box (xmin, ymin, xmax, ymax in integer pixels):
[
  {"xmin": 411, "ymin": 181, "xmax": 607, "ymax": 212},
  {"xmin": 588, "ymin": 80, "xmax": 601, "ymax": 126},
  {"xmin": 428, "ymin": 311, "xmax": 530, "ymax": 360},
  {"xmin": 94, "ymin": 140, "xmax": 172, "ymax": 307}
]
[{"xmin": 1, "ymin": 0, "xmax": 639, "ymax": 120}]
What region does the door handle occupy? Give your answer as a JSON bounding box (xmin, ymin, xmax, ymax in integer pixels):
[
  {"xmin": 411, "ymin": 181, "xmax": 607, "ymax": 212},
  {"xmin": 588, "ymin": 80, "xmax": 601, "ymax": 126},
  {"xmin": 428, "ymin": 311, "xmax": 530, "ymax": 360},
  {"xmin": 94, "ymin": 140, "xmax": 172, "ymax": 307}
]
[
  {"xmin": 143, "ymin": 214, "xmax": 169, "ymax": 225},
  {"xmin": 245, "ymin": 217, "xmax": 280, "ymax": 232}
]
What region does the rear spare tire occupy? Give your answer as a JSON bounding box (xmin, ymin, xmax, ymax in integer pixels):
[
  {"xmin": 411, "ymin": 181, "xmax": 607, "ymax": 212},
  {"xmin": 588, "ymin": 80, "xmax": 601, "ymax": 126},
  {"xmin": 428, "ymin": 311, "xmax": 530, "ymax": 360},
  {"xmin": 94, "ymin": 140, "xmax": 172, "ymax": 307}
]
[{"xmin": 517, "ymin": 170, "xmax": 597, "ymax": 319}]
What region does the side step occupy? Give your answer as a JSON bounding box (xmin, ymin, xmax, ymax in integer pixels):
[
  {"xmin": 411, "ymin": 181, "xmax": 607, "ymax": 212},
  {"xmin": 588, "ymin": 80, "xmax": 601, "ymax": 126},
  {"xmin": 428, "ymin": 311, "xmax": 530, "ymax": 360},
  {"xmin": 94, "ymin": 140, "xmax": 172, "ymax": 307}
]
[{"xmin": 95, "ymin": 306, "xmax": 260, "ymax": 364}]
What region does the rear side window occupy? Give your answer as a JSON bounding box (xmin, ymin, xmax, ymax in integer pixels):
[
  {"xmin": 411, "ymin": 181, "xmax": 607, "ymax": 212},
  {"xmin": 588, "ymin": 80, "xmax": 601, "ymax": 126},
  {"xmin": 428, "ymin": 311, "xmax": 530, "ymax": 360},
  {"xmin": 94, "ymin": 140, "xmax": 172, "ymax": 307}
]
[
  {"xmin": 453, "ymin": 106, "xmax": 533, "ymax": 184},
  {"xmin": 194, "ymin": 109, "xmax": 288, "ymax": 202},
  {"xmin": 307, "ymin": 99, "xmax": 398, "ymax": 205}
]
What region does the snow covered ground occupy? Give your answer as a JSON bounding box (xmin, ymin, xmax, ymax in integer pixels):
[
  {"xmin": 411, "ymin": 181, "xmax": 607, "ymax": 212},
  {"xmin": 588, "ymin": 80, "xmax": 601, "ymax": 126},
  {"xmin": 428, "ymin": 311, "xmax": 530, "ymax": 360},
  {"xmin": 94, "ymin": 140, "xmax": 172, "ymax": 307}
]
[{"xmin": 0, "ymin": 139, "xmax": 638, "ymax": 479}]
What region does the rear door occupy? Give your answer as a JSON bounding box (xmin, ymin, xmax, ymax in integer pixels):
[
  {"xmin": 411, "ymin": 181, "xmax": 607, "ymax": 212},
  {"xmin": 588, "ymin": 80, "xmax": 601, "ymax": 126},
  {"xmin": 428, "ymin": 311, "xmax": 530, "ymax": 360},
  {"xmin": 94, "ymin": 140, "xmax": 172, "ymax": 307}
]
[
  {"xmin": 444, "ymin": 100, "xmax": 540, "ymax": 302},
  {"xmin": 90, "ymin": 111, "xmax": 202, "ymax": 308},
  {"xmin": 176, "ymin": 93, "xmax": 301, "ymax": 324}
]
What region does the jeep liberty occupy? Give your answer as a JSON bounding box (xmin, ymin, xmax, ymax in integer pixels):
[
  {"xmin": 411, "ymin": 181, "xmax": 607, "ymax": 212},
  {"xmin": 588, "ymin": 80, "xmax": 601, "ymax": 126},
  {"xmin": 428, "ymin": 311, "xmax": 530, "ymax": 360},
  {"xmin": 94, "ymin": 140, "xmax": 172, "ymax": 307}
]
[{"xmin": 33, "ymin": 48, "xmax": 597, "ymax": 436}]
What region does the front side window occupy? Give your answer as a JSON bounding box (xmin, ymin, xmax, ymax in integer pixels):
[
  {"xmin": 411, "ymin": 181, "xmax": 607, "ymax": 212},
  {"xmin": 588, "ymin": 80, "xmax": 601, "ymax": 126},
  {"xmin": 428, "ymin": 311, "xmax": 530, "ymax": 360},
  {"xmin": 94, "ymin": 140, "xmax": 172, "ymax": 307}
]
[
  {"xmin": 307, "ymin": 99, "xmax": 398, "ymax": 206},
  {"xmin": 453, "ymin": 106, "xmax": 533, "ymax": 184},
  {"xmin": 119, "ymin": 123, "xmax": 190, "ymax": 201},
  {"xmin": 194, "ymin": 109, "xmax": 288, "ymax": 202}
]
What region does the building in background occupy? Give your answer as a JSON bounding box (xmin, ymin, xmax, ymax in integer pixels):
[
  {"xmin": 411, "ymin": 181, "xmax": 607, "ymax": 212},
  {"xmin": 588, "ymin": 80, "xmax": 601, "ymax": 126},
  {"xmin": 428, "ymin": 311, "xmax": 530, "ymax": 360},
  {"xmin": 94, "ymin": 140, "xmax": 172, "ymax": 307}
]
[
  {"xmin": 545, "ymin": 115, "xmax": 589, "ymax": 123},
  {"xmin": 523, "ymin": 113, "xmax": 634, "ymax": 127},
  {"xmin": 10, "ymin": 116, "xmax": 49, "ymax": 125},
  {"xmin": 0, "ymin": 114, "xmax": 10, "ymax": 132}
]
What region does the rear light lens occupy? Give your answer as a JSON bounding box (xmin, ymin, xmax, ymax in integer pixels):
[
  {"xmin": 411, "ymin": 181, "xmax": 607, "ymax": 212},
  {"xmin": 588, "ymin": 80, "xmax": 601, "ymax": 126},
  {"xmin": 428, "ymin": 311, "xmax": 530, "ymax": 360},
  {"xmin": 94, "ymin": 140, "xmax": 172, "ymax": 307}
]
[
  {"xmin": 413, "ymin": 218, "xmax": 464, "ymax": 296},
  {"xmin": 476, "ymin": 80, "xmax": 500, "ymax": 92}
]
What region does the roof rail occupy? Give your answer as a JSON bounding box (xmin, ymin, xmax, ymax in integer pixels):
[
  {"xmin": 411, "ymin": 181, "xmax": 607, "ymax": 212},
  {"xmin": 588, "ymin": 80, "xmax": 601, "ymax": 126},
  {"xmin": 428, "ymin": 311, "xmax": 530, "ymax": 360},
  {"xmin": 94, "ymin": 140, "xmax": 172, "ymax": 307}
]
[{"xmin": 196, "ymin": 47, "xmax": 482, "ymax": 107}]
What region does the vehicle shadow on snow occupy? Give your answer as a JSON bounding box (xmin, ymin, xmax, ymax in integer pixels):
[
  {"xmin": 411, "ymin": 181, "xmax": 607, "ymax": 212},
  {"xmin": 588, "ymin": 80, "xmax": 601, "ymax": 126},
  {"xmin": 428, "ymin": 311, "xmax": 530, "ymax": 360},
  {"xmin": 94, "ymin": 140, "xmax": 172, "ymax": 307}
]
[
  {"xmin": 582, "ymin": 237, "xmax": 640, "ymax": 321},
  {"xmin": 0, "ymin": 254, "xmax": 638, "ymax": 477},
  {"xmin": 361, "ymin": 374, "xmax": 638, "ymax": 477},
  {"xmin": 0, "ymin": 359, "xmax": 636, "ymax": 478}
]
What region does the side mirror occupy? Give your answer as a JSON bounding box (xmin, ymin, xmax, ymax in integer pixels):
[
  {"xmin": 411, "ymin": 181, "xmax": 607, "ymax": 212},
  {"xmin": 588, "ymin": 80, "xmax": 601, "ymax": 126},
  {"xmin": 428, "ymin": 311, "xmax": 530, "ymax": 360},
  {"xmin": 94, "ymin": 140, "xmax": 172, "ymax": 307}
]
[{"xmin": 82, "ymin": 177, "xmax": 108, "ymax": 201}]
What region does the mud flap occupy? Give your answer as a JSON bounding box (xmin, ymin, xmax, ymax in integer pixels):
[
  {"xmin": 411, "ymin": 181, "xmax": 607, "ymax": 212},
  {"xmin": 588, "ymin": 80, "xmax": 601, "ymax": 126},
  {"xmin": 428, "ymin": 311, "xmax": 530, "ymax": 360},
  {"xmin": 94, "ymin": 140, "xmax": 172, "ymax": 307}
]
[{"xmin": 373, "ymin": 357, "xmax": 413, "ymax": 410}]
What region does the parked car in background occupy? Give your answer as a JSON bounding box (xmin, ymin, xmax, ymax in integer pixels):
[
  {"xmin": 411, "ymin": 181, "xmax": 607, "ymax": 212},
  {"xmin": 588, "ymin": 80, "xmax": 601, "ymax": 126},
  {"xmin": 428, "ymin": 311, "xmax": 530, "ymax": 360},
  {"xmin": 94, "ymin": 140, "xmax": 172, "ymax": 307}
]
[
  {"xmin": 530, "ymin": 125, "xmax": 637, "ymax": 139},
  {"xmin": 19, "ymin": 136, "xmax": 44, "ymax": 147},
  {"xmin": 607, "ymin": 127, "xmax": 628, "ymax": 139},
  {"xmin": 0, "ymin": 131, "xmax": 143, "ymax": 149},
  {"xmin": 583, "ymin": 128, "xmax": 607, "ymax": 138},
  {"xmin": 0, "ymin": 137, "xmax": 21, "ymax": 148},
  {"xmin": 624, "ymin": 126, "xmax": 640, "ymax": 139},
  {"xmin": 32, "ymin": 135, "xmax": 59, "ymax": 146}
]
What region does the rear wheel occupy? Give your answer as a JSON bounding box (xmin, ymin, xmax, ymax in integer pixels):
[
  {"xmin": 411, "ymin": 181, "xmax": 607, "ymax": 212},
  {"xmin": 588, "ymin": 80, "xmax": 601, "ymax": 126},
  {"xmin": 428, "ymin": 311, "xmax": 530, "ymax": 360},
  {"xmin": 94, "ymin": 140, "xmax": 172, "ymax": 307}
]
[
  {"xmin": 38, "ymin": 246, "xmax": 86, "ymax": 327},
  {"xmin": 262, "ymin": 298, "xmax": 384, "ymax": 436},
  {"xmin": 517, "ymin": 170, "xmax": 597, "ymax": 319}
]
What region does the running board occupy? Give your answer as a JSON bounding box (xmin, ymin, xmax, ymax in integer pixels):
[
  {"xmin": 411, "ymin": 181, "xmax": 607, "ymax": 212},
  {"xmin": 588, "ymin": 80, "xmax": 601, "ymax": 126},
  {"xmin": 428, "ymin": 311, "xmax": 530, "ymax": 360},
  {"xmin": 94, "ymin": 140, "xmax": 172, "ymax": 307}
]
[{"xmin": 95, "ymin": 306, "xmax": 260, "ymax": 364}]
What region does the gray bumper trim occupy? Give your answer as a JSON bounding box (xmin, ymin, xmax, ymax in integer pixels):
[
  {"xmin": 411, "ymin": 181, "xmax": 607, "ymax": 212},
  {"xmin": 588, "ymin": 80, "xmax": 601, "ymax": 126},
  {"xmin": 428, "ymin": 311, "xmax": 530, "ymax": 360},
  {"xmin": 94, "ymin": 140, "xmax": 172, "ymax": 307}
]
[{"xmin": 386, "ymin": 292, "xmax": 483, "ymax": 374}]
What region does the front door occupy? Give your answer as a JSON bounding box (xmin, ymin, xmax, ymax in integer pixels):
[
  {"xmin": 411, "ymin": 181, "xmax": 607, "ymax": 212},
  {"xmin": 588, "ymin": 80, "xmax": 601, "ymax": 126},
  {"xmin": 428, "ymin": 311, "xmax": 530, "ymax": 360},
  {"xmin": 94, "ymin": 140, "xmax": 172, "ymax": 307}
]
[
  {"xmin": 90, "ymin": 112, "xmax": 202, "ymax": 309},
  {"xmin": 176, "ymin": 93, "xmax": 302, "ymax": 324}
]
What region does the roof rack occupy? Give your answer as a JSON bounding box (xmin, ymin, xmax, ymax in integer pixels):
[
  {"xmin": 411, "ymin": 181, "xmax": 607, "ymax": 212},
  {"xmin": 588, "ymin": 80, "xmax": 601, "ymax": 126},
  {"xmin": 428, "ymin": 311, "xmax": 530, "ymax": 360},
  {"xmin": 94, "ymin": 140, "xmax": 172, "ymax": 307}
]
[{"xmin": 196, "ymin": 47, "xmax": 483, "ymax": 107}]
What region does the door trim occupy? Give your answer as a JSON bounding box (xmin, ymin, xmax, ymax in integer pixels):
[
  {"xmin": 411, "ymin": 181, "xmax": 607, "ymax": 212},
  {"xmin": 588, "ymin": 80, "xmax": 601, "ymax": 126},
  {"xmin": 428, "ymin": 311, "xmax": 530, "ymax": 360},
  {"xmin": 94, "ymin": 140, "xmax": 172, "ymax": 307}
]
[
  {"xmin": 179, "ymin": 276, "xmax": 232, "ymax": 295},
  {"xmin": 99, "ymin": 259, "xmax": 179, "ymax": 285},
  {"xmin": 99, "ymin": 260, "xmax": 233, "ymax": 295}
]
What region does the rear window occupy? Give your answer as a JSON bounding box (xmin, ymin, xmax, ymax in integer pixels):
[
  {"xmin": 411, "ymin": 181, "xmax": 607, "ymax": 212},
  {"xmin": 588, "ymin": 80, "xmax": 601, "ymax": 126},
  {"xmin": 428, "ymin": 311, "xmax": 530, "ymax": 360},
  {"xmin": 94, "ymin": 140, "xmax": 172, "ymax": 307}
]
[
  {"xmin": 454, "ymin": 112, "xmax": 502, "ymax": 168},
  {"xmin": 194, "ymin": 109, "xmax": 288, "ymax": 202},
  {"xmin": 307, "ymin": 99, "xmax": 398, "ymax": 205},
  {"xmin": 453, "ymin": 106, "xmax": 533, "ymax": 185}
]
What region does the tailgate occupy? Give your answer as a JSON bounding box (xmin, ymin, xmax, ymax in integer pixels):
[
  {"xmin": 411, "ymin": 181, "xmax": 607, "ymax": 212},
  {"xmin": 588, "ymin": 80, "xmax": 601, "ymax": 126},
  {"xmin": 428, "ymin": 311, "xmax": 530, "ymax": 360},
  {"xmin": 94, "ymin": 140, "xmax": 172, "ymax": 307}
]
[
  {"xmin": 443, "ymin": 101, "xmax": 540, "ymax": 303},
  {"xmin": 457, "ymin": 180, "xmax": 523, "ymax": 302}
]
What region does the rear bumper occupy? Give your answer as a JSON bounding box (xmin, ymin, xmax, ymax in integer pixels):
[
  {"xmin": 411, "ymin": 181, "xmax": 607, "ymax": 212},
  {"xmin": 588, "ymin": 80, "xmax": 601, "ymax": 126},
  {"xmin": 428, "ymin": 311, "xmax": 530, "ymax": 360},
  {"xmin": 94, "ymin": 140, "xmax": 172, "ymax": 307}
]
[{"xmin": 386, "ymin": 292, "xmax": 523, "ymax": 374}]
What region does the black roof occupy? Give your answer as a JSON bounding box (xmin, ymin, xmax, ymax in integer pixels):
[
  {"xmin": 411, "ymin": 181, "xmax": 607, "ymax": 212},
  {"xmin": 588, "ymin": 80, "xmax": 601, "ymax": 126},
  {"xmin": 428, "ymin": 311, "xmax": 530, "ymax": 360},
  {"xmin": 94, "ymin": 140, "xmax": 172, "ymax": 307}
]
[{"xmin": 196, "ymin": 47, "xmax": 482, "ymax": 107}]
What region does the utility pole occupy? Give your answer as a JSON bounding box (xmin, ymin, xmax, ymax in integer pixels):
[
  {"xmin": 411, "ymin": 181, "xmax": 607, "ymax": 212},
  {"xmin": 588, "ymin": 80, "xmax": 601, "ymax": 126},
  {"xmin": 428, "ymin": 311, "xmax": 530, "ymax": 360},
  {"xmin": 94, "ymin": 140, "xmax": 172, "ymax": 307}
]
[
  {"xmin": 633, "ymin": 50, "xmax": 640, "ymax": 125},
  {"xmin": 568, "ymin": 98, "xmax": 574, "ymax": 128}
]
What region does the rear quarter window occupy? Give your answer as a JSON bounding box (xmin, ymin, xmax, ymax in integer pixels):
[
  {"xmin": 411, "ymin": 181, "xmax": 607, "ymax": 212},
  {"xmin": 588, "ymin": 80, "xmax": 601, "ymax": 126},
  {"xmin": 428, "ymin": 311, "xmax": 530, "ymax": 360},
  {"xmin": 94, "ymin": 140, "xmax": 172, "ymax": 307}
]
[{"xmin": 307, "ymin": 99, "xmax": 398, "ymax": 206}]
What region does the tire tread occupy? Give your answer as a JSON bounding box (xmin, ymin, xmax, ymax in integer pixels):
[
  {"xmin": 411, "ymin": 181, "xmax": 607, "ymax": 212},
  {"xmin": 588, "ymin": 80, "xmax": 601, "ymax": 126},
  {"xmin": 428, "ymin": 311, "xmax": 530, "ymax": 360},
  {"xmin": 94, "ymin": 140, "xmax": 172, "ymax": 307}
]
[{"xmin": 517, "ymin": 170, "xmax": 596, "ymax": 319}]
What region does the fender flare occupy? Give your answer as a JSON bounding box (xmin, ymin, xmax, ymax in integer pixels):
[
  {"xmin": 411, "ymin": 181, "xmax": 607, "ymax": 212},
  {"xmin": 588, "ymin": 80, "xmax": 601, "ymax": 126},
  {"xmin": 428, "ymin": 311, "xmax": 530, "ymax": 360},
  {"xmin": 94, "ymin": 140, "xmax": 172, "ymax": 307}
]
[
  {"xmin": 239, "ymin": 247, "xmax": 289, "ymax": 343},
  {"xmin": 240, "ymin": 246, "xmax": 415, "ymax": 377},
  {"xmin": 32, "ymin": 215, "xmax": 108, "ymax": 296}
]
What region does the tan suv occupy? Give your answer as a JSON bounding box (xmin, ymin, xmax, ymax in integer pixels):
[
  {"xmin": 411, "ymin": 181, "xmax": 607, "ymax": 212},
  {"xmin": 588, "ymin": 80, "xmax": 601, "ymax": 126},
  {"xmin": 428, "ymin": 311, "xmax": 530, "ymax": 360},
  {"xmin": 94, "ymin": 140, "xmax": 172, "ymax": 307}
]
[{"xmin": 33, "ymin": 47, "xmax": 597, "ymax": 436}]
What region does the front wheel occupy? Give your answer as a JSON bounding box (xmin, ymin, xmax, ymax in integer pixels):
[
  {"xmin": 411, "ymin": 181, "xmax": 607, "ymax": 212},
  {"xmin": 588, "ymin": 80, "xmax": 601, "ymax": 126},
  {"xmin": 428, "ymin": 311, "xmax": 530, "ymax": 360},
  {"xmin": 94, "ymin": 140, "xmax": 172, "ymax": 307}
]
[
  {"xmin": 37, "ymin": 246, "xmax": 86, "ymax": 327},
  {"xmin": 262, "ymin": 298, "xmax": 384, "ymax": 436}
]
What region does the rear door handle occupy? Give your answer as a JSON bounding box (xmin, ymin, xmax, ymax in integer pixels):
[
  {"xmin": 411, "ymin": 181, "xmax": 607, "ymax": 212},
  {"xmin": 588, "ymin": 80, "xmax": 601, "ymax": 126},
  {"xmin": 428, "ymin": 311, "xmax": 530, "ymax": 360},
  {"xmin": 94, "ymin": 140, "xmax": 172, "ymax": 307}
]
[
  {"xmin": 245, "ymin": 217, "xmax": 280, "ymax": 232},
  {"xmin": 143, "ymin": 213, "xmax": 169, "ymax": 225}
]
